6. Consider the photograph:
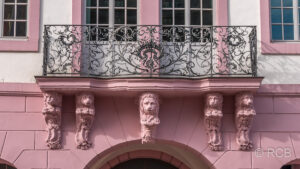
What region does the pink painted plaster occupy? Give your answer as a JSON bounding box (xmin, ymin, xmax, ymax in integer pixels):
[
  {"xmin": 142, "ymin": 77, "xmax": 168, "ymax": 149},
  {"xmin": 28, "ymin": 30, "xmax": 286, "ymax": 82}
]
[
  {"xmin": 140, "ymin": 0, "xmax": 160, "ymax": 25},
  {"xmin": 0, "ymin": 0, "xmax": 40, "ymax": 52},
  {"xmin": 260, "ymin": 0, "xmax": 300, "ymax": 54},
  {"xmin": 216, "ymin": 0, "xmax": 228, "ymax": 25},
  {"xmin": 72, "ymin": 0, "xmax": 84, "ymax": 24}
]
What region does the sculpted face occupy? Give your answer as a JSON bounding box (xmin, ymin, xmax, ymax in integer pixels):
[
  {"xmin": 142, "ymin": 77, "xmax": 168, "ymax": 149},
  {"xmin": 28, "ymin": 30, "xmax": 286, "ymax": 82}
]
[
  {"xmin": 242, "ymin": 95, "xmax": 253, "ymax": 107},
  {"xmin": 81, "ymin": 95, "xmax": 93, "ymax": 106},
  {"xmin": 45, "ymin": 94, "xmax": 55, "ymax": 105},
  {"xmin": 208, "ymin": 95, "xmax": 222, "ymax": 108},
  {"xmin": 142, "ymin": 97, "xmax": 157, "ymax": 114}
]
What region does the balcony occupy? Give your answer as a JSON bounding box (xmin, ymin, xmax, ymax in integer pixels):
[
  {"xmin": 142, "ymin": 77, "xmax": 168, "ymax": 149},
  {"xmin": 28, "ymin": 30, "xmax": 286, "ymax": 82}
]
[{"xmin": 36, "ymin": 25, "xmax": 262, "ymax": 95}]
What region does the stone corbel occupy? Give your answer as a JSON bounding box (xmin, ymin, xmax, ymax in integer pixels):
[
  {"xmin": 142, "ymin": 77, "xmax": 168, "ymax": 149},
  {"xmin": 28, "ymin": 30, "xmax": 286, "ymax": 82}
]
[
  {"xmin": 204, "ymin": 93, "xmax": 223, "ymax": 151},
  {"xmin": 139, "ymin": 93, "xmax": 160, "ymax": 144},
  {"xmin": 75, "ymin": 93, "xmax": 95, "ymax": 150},
  {"xmin": 235, "ymin": 92, "xmax": 256, "ymax": 151},
  {"xmin": 42, "ymin": 92, "xmax": 62, "ymax": 149}
]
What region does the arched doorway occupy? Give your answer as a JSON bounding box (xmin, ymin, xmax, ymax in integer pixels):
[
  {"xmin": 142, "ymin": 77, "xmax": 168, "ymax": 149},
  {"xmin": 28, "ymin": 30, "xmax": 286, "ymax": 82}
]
[
  {"xmin": 84, "ymin": 141, "xmax": 212, "ymax": 169},
  {"xmin": 112, "ymin": 158, "xmax": 178, "ymax": 169}
]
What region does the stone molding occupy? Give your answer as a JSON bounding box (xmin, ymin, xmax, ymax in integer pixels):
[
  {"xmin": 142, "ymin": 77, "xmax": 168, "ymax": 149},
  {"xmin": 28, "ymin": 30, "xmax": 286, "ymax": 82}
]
[
  {"xmin": 42, "ymin": 92, "xmax": 62, "ymax": 149},
  {"xmin": 139, "ymin": 93, "xmax": 160, "ymax": 144},
  {"xmin": 235, "ymin": 92, "xmax": 256, "ymax": 151},
  {"xmin": 204, "ymin": 93, "xmax": 223, "ymax": 151},
  {"xmin": 75, "ymin": 93, "xmax": 95, "ymax": 150}
]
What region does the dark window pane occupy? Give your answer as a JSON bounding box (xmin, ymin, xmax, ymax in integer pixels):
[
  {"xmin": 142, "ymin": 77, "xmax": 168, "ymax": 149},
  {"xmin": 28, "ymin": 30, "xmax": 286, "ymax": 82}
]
[
  {"xmin": 16, "ymin": 22, "xmax": 26, "ymax": 36},
  {"xmin": 203, "ymin": 0, "xmax": 212, "ymax": 8},
  {"xmin": 162, "ymin": 27, "xmax": 172, "ymax": 41},
  {"xmin": 98, "ymin": 26, "xmax": 109, "ymax": 41},
  {"xmin": 284, "ymin": 25, "xmax": 294, "ymax": 40},
  {"xmin": 203, "ymin": 10, "xmax": 212, "ymax": 25},
  {"xmin": 175, "ymin": 27, "xmax": 185, "ymax": 42},
  {"xmin": 162, "ymin": 10, "xmax": 172, "ymax": 25},
  {"xmin": 115, "ymin": 26, "xmax": 125, "ymax": 41},
  {"xmin": 281, "ymin": 165, "xmax": 292, "ymax": 169},
  {"xmin": 3, "ymin": 21, "xmax": 14, "ymax": 36},
  {"xmin": 271, "ymin": 8, "xmax": 282, "ymax": 23},
  {"xmin": 127, "ymin": 0, "xmax": 136, "ymax": 7},
  {"xmin": 127, "ymin": 9, "xmax": 137, "ymax": 24},
  {"xmin": 190, "ymin": 0, "xmax": 200, "ymax": 8},
  {"xmin": 7, "ymin": 165, "xmax": 17, "ymax": 169},
  {"xmin": 162, "ymin": 0, "xmax": 172, "ymax": 8},
  {"xmin": 191, "ymin": 10, "xmax": 200, "ymax": 25},
  {"xmin": 175, "ymin": 0, "xmax": 184, "ymax": 8},
  {"xmin": 5, "ymin": 0, "xmax": 14, "ymax": 2},
  {"xmin": 86, "ymin": 0, "xmax": 97, "ymax": 7},
  {"xmin": 299, "ymin": 0, "xmax": 300, "ymax": 6},
  {"xmin": 175, "ymin": 10, "xmax": 184, "ymax": 25},
  {"xmin": 17, "ymin": 0, "xmax": 27, "ymax": 2},
  {"xmin": 17, "ymin": 5, "xmax": 27, "ymax": 20},
  {"xmin": 283, "ymin": 8, "xmax": 293, "ymax": 23},
  {"xmin": 99, "ymin": 0, "xmax": 109, "ymax": 7},
  {"xmin": 283, "ymin": 0, "xmax": 293, "ymax": 7},
  {"xmin": 4, "ymin": 5, "xmax": 15, "ymax": 19},
  {"xmin": 271, "ymin": 0, "xmax": 281, "ymax": 7},
  {"xmin": 272, "ymin": 25, "xmax": 282, "ymax": 40},
  {"xmin": 115, "ymin": 9, "xmax": 124, "ymax": 24},
  {"xmin": 86, "ymin": 9, "xmax": 97, "ymax": 24},
  {"xmin": 115, "ymin": 0, "xmax": 124, "ymax": 7},
  {"xmin": 0, "ymin": 164, "xmax": 6, "ymax": 169},
  {"xmin": 99, "ymin": 9, "xmax": 109, "ymax": 24},
  {"xmin": 299, "ymin": 9, "xmax": 300, "ymax": 22}
]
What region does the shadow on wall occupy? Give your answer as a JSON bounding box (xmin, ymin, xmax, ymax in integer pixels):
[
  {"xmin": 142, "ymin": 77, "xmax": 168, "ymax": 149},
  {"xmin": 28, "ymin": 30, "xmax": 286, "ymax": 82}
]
[{"xmin": 257, "ymin": 41, "xmax": 300, "ymax": 84}]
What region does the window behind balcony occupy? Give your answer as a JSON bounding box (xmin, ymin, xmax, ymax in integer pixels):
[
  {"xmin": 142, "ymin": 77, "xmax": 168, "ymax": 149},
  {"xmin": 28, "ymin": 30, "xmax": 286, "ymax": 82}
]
[
  {"xmin": 270, "ymin": 0, "xmax": 300, "ymax": 40},
  {"xmin": 162, "ymin": 0, "xmax": 213, "ymax": 42},
  {"xmin": 85, "ymin": 0, "xmax": 137, "ymax": 41},
  {"xmin": 1, "ymin": 0, "xmax": 28, "ymax": 37}
]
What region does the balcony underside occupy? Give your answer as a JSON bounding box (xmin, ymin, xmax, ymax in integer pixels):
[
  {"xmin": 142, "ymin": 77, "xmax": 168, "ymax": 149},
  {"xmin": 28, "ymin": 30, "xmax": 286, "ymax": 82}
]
[{"xmin": 35, "ymin": 76, "xmax": 263, "ymax": 96}]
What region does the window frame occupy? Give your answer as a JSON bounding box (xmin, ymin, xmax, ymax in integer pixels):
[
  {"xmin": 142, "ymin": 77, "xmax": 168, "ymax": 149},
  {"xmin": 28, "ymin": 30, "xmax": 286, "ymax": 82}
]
[
  {"xmin": 84, "ymin": 0, "xmax": 139, "ymax": 27},
  {"xmin": 0, "ymin": 0, "xmax": 40, "ymax": 51},
  {"xmin": 1, "ymin": 0, "xmax": 29, "ymax": 38},
  {"xmin": 270, "ymin": 0, "xmax": 299, "ymax": 41},
  {"xmin": 260, "ymin": 0, "xmax": 300, "ymax": 55},
  {"xmin": 160, "ymin": 0, "xmax": 216, "ymax": 26}
]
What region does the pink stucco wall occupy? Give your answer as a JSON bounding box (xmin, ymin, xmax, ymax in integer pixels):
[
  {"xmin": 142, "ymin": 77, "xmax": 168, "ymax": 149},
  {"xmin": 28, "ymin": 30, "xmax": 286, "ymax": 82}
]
[{"xmin": 0, "ymin": 83, "xmax": 300, "ymax": 169}]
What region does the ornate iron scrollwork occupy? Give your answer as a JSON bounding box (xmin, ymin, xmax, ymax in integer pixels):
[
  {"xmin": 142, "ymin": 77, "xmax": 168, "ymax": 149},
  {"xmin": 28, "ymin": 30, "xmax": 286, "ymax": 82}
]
[{"xmin": 43, "ymin": 25, "xmax": 257, "ymax": 78}]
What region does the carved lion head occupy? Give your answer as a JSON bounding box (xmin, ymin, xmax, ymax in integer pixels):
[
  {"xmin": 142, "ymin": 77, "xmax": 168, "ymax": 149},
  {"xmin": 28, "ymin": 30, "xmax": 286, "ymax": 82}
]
[
  {"xmin": 77, "ymin": 93, "xmax": 94, "ymax": 107},
  {"xmin": 236, "ymin": 92, "xmax": 254, "ymax": 109},
  {"xmin": 43, "ymin": 92, "xmax": 62, "ymax": 107},
  {"xmin": 139, "ymin": 93, "xmax": 160, "ymax": 116},
  {"xmin": 205, "ymin": 93, "xmax": 223, "ymax": 110}
]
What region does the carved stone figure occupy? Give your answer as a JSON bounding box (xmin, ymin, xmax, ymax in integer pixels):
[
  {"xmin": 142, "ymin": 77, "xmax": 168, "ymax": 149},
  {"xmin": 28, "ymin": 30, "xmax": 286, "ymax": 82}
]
[
  {"xmin": 139, "ymin": 93, "xmax": 160, "ymax": 144},
  {"xmin": 204, "ymin": 93, "xmax": 223, "ymax": 151},
  {"xmin": 235, "ymin": 92, "xmax": 256, "ymax": 151},
  {"xmin": 75, "ymin": 93, "xmax": 95, "ymax": 150},
  {"xmin": 42, "ymin": 92, "xmax": 62, "ymax": 149}
]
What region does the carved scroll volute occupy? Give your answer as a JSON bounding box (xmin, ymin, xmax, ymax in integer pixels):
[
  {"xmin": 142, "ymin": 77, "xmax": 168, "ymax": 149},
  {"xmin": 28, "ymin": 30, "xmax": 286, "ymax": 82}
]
[
  {"xmin": 42, "ymin": 92, "xmax": 62, "ymax": 149},
  {"xmin": 235, "ymin": 92, "xmax": 256, "ymax": 151},
  {"xmin": 139, "ymin": 93, "xmax": 160, "ymax": 144},
  {"xmin": 75, "ymin": 93, "xmax": 95, "ymax": 150},
  {"xmin": 204, "ymin": 93, "xmax": 223, "ymax": 151}
]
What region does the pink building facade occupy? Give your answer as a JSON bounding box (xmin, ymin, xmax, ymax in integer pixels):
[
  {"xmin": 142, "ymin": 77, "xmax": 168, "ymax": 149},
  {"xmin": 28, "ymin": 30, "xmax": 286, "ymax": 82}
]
[{"xmin": 0, "ymin": 0, "xmax": 300, "ymax": 169}]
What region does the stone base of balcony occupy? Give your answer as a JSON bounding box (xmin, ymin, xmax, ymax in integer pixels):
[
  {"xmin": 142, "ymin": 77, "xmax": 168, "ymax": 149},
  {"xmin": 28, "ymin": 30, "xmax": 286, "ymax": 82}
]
[{"xmin": 35, "ymin": 76, "xmax": 263, "ymax": 96}]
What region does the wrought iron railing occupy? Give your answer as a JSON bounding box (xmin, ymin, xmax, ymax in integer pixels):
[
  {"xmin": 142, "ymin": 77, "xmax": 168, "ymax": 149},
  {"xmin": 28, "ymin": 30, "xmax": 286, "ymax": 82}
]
[{"xmin": 43, "ymin": 25, "xmax": 257, "ymax": 78}]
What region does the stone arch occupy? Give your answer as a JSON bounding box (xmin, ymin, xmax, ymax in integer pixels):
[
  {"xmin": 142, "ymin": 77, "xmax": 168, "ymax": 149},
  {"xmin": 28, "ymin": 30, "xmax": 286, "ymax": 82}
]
[
  {"xmin": 84, "ymin": 140, "xmax": 213, "ymax": 169},
  {"xmin": 281, "ymin": 159, "xmax": 300, "ymax": 169}
]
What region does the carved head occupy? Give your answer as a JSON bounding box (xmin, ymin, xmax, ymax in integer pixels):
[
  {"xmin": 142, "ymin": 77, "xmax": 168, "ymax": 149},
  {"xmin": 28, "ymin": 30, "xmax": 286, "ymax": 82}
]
[
  {"xmin": 139, "ymin": 93, "xmax": 159, "ymax": 116},
  {"xmin": 77, "ymin": 93, "xmax": 94, "ymax": 107},
  {"xmin": 43, "ymin": 92, "xmax": 62, "ymax": 107},
  {"xmin": 236, "ymin": 92, "xmax": 254, "ymax": 108},
  {"xmin": 205, "ymin": 93, "xmax": 223, "ymax": 110}
]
